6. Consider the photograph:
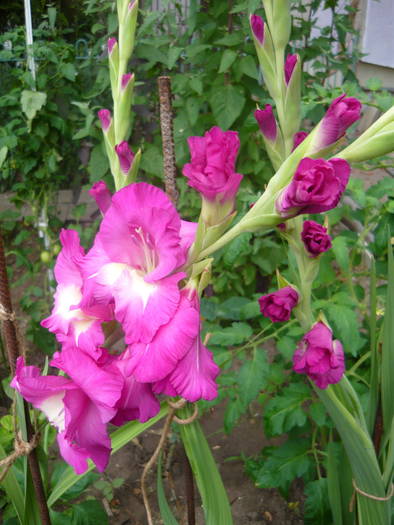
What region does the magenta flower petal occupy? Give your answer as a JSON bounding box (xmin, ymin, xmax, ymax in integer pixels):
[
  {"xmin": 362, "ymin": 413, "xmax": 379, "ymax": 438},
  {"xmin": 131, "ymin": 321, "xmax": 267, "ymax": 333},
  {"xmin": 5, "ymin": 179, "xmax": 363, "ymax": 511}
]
[
  {"xmin": 115, "ymin": 142, "xmax": 135, "ymax": 174},
  {"xmin": 254, "ymin": 105, "xmax": 277, "ymax": 141},
  {"xmin": 259, "ymin": 286, "xmax": 299, "ymax": 322},
  {"xmin": 301, "ymin": 220, "xmax": 332, "ymax": 257},
  {"xmin": 89, "ymin": 181, "xmax": 112, "ymax": 214},
  {"xmin": 292, "ymin": 131, "xmax": 308, "ymax": 150},
  {"xmin": 98, "ymin": 109, "xmax": 111, "ymax": 132},
  {"xmin": 284, "ymin": 54, "xmax": 298, "ymax": 84},
  {"xmin": 293, "ymin": 322, "xmax": 345, "ymax": 389},
  {"xmin": 107, "ymin": 37, "xmax": 117, "ymax": 55},
  {"xmin": 126, "ymin": 292, "xmax": 200, "ymax": 382},
  {"xmin": 250, "ymin": 14, "xmax": 264, "ymax": 44},
  {"xmin": 276, "ymin": 157, "xmax": 351, "ymax": 217},
  {"xmin": 167, "ymin": 339, "xmax": 219, "ymax": 402},
  {"xmin": 315, "ymin": 94, "xmax": 362, "ymax": 151},
  {"xmin": 183, "ymin": 127, "xmax": 243, "ymax": 203},
  {"xmin": 121, "ymin": 73, "xmax": 133, "ymax": 90}
]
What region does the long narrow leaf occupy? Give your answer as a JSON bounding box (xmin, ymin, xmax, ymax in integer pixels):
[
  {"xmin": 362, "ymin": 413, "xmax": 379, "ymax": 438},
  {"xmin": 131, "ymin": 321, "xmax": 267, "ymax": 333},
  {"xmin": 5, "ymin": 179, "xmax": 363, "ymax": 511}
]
[
  {"xmin": 48, "ymin": 404, "xmax": 168, "ymax": 507},
  {"xmin": 366, "ymin": 256, "xmax": 379, "ymax": 433},
  {"xmin": 326, "ymin": 442, "xmax": 343, "ymax": 525},
  {"xmin": 317, "ymin": 382, "xmax": 390, "ymax": 525},
  {"xmin": 0, "ymin": 443, "xmax": 24, "ymax": 524},
  {"xmin": 157, "ymin": 452, "xmax": 180, "ymax": 525},
  {"xmin": 381, "ymin": 238, "xmax": 394, "ymax": 435},
  {"xmin": 179, "ymin": 405, "xmax": 233, "ymax": 525}
]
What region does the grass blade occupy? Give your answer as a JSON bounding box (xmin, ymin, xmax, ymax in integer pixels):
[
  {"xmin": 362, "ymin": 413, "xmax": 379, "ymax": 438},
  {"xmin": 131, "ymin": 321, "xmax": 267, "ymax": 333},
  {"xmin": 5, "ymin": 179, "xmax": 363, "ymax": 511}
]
[
  {"xmin": 157, "ymin": 452, "xmax": 180, "ymax": 525},
  {"xmin": 179, "ymin": 404, "xmax": 233, "ymax": 525},
  {"xmin": 0, "ymin": 443, "xmax": 24, "ymax": 524},
  {"xmin": 366, "ymin": 256, "xmax": 379, "ymax": 433},
  {"xmin": 48, "ymin": 404, "xmax": 168, "ymax": 507},
  {"xmin": 381, "ymin": 237, "xmax": 394, "ymax": 436}
]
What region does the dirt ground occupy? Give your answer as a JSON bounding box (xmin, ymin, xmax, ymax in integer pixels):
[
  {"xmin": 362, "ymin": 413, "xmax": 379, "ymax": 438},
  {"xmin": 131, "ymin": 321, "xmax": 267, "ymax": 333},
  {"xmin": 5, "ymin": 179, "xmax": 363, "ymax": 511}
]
[{"xmin": 103, "ymin": 401, "xmax": 304, "ymax": 525}]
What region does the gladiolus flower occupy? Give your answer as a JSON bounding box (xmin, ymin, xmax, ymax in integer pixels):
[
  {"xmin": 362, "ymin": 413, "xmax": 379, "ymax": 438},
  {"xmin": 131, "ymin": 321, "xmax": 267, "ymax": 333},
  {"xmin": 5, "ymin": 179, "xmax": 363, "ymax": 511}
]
[
  {"xmin": 98, "ymin": 109, "xmax": 111, "ymax": 132},
  {"xmin": 115, "ymin": 142, "xmax": 135, "ymax": 174},
  {"xmin": 313, "ymin": 94, "xmax": 362, "ymax": 152},
  {"xmin": 250, "ymin": 14, "xmax": 264, "ymax": 44},
  {"xmin": 11, "ymin": 351, "xmax": 123, "ymax": 474},
  {"xmin": 301, "ymin": 220, "xmax": 332, "ymax": 257},
  {"xmin": 284, "ymin": 54, "xmax": 298, "ymax": 84},
  {"xmin": 259, "ymin": 286, "xmax": 299, "ymax": 322},
  {"xmin": 89, "ymin": 181, "xmax": 112, "ymax": 214},
  {"xmin": 276, "ymin": 157, "xmax": 350, "ymax": 218},
  {"xmin": 255, "ymin": 105, "xmax": 277, "ymax": 141},
  {"xmin": 41, "ymin": 229, "xmax": 113, "ymax": 360},
  {"xmin": 293, "ymin": 131, "xmax": 308, "ymax": 150},
  {"xmin": 107, "ymin": 37, "xmax": 117, "ymax": 55},
  {"xmin": 182, "ymin": 126, "xmax": 243, "ymax": 204},
  {"xmin": 293, "ymin": 322, "xmax": 345, "ymax": 389}
]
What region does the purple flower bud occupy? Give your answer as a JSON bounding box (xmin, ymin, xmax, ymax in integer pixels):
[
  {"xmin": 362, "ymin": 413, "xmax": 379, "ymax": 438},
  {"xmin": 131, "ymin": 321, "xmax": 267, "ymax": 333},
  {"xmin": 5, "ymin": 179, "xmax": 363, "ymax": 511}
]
[
  {"xmin": 254, "ymin": 105, "xmax": 277, "ymax": 141},
  {"xmin": 89, "ymin": 181, "xmax": 112, "ymax": 214},
  {"xmin": 121, "ymin": 73, "xmax": 134, "ymax": 90},
  {"xmin": 284, "ymin": 54, "xmax": 298, "ymax": 84},
  {"xmin": 98, "ymin": 109, "xmax": 112, "ymax": 132},
  {"xmin": 276, "ymin": 157, "xmax": 351, "ymax": 217},
  {"xmin": 128, "ymin": 0, "xmax": 137, "ymax": 10},
  {"xmin": 292, "ymin": 131, "xmax": 308, "ymax": 151},
  {"xmin": 258, "ymin": 286, "xmax": 299, "ymax": 323},
  {"xmin": 293, "ymin": 322, "xmax": 345, "ymax": 389},
  {"xmin": 315, "ymin": 94, "xmax": 362, "ymax": 151},
  {"xmin": 301, "ymin": 220, "xmax": 332, "ymax": 257},
  {"xmin": 115, "ymin": 142, "xmax": 135, "ymax": 174},
  {"xmin": 182, "ymin": 126, "xmax": 243, "ymax": 203},
  {"xmin": 250, "ymin": 14, "xmax": 264, "ymax": 44},
  {"xmin": 108, "ymin": 37, "xmax": 117, "ymax": 55}
]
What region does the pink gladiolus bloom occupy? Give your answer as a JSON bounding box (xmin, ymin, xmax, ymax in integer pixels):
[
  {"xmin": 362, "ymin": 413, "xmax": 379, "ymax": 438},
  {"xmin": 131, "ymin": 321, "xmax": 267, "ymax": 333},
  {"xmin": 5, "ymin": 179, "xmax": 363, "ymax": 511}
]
[
  {"xmin": 293, "ymin": 322, "xmax": 345, "ymax": 389},
  {"xmin": 314, "ymin": 94, "xmax": 361, "ymax": 151},
  {"xmin": 98, "ymin": 109, "xmax": 111, "ymax": 132},
  {"xmin": 121, "ymin": 73, "xmax": 134, "ymax": 90},
  {"xmin": 11, "ymin": 351, "xmax": 123, "ymax": 474},
  {"xmin": 254, "ymin": 105, "xmax": 277, "ymax": 141},
  {"xmin": 292, "ymin": 131, "xmax": 308, "ymax": 150},
  {"xmin": 115, "ymin": 142, "xmax": 135, "ymax": 174},
  {"xmin": 109, "ymin": 350, "xmax": 160, "ymax": 426},
  {"xmin": 284, "ymin": 54, "xmax": 298, "ymax": 84},
  {"xmin": 276, "ymin": 157, "xmax": 351, "ymax": 218},
  {"xmin": 259, "ymin": 286, "xmax": 299, "ymax": 322},
  {"xmin": 41, "ymin": 229, "xmax": 112, "ymax": 360},
  {"xmin": 301, "ymin": 220, "xmax": 332, "ymax": 257},
  {"xmin": 107, "ymin": 37, "xmax": 117, "ymax": 55},
  {"xmin": 126, "ymin": 290, "xmax": 200, "ymax": 383},
  {"xmin": 81, "ymin": 183, "xmax": 186, "ymax": 344},
  {"xmin": 89, "ymin": 181, "xmax": 112, "ymax": 214},
  {"xmin": 250, "ymin": 14, "xmax": 264, "ymax": 44},
  {"xmin": 152, "ymin": 291, "xmax": 220, "ymax": 402},
  {"xmin": 182, "ymin": 126, "xmax": 243, "ymax": 203}
]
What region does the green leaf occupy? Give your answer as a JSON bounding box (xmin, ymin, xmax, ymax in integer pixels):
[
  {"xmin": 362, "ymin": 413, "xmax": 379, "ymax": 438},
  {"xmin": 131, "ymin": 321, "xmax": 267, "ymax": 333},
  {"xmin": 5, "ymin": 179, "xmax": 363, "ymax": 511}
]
[
  {"xmin": 48, "ymin": 405, "xmax": 168, "ymax": 507},
  {"xmin": 366, "ymin": 77, "xmax": 382, "ymax": 91},
  {"xmin": 61, "ymin": 63, "xmax": 77, "ymax": 82},
  {"xmin": 168, "ymin": 47, "xmax": 182, "ymax": 70},
  {"xmin": 218, "ymin": 50, "xmax": 237, "ymax": 73},
  {"xmin": 222, "ymin": 233, "xmax": 252, "ymax": 266},
  {"xmin": 71, "ymin": 500, "xmax": 108, "ymax": 525},
  {"xmin": 0, "ymin": 443, "xmax": 24, "ymax": 524},
  {"xmin": 264, "ymin": 383, "xmax": 311, "ymax": 436},
  {"xmin": 188, "ymin": 77, "xmax": 203, "ymax": 95},
  {"xmin": 214, "ymin": 34, "xmax": 243, "ymax": 46},
  {"xmin": 179, "ymin": 406, "xmax": 233, "ymax": 524},
  {"xmin": 209, "ymin": 85, "xmax": 245, "ymax": 129},
  {"xmin": 255, "ymin": 440, "xmax": 311, "ymax": 491},
  {"xmin": 382, "ymin": 237, "xmax": 394, "ymax": 434},
  {"xmin": 238, "ymin": 56, "xmax": 259, "ymax": 79},
  {"xmin": 325, "ymin": 303, "xmax": 364, "ymax": 356},
  {"xmin": 87, "ymin": 145, "xmax": 109, "ymax": 181},
  {"xmin": 186, "ymin": 97, "xmax": 200, "ymax": 126},
  {"xmin": 224, "ymin": 397, "xmax": 244, "ymax": 433},
  {"xmin": 20, "ymin": 90, "xmax": 47, "ymax": 122},
  {"xmin": 304, "ymin": 479, "xmax": 330, "ymax": 524},
  {"xmin": 157, "ymin": 453, "xmax": 180, "ymax": 525},
  {"xmin": 331, "ymin": 236, "xmax": 349, "ymax": 273},
  {"xmin": 238, "ymin": 349, "xmax": 269, "ymax": 407},
  {"xmin": 209, "ymin": 322, "xmax": 252, "ymax": 346},
  {"xmin": 216, "ymin": 296, "xmax": 250, "ymax": 320},
  {"xmin": 0, "ymin": 146, "xmax": 8, "ymax": 168}
]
